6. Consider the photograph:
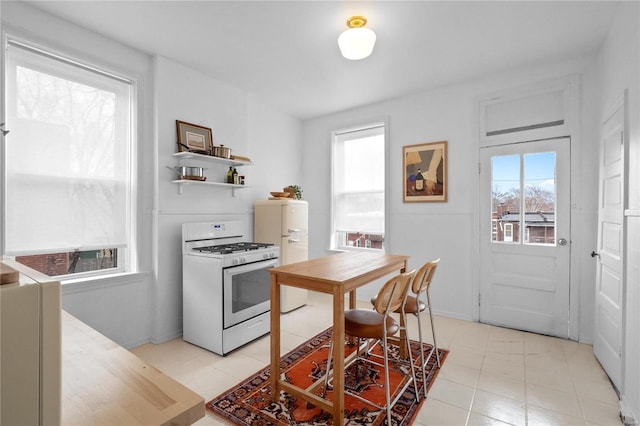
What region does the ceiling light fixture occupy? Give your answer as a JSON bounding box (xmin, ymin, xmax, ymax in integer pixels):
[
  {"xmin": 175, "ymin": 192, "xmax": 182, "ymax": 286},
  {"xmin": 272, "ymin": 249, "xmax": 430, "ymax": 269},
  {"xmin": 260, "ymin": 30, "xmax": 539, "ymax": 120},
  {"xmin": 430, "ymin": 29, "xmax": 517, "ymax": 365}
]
[{"xmin": 338, "ymin": 16, "xmax": 376, "ymax": 60}]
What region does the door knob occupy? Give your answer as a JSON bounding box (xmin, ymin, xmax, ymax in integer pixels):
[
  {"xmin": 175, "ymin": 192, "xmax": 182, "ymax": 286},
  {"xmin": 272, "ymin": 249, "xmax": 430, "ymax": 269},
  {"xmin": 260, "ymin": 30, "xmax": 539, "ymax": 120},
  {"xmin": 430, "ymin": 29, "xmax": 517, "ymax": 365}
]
[
  {"xmin": 558, "ymin": 238, "xmax": 568, "ymax": 246},
  {"xmin": 591, "ymin": 251, "xmax": 600, "ymax": 258}
]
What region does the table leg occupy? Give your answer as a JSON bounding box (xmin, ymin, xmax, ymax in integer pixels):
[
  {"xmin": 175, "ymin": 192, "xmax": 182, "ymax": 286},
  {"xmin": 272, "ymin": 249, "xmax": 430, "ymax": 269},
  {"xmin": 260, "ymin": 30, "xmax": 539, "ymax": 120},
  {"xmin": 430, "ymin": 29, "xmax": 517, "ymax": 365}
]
[
  {"xmin": 270, "ymin": 273, "xmax": 280, "ymax": 403},
  {"xmin": 332, "ymin": 287, "xmax": 345, "ymax": 424},
  {"xmin": 348, "ymin": 290, "xmax": 356, "ymax": 310}
]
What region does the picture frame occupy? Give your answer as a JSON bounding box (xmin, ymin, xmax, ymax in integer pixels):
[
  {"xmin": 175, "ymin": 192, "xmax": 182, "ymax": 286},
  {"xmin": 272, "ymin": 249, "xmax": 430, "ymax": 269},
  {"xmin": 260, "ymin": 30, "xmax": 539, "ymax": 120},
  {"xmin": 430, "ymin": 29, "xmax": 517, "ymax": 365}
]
[
  {"xmin": 403, "ymin": 140, "xmax": 448, "ymax": 202},
  {"xmin": 176, "ymin": 120, "xmax": 213, "ymax": 155}
]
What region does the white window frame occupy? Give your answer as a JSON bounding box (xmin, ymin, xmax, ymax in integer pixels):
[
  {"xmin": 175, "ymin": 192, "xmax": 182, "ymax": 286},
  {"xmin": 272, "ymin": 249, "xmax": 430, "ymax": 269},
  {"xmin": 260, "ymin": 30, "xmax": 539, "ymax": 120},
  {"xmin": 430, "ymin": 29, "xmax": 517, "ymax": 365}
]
[
  {"xmin": 330, "ymin": 121, "xmax": 387, "ymax": 252},
  {"xmin": 2, "ymin": 36, "xmax": 137, "ymax": 279}
]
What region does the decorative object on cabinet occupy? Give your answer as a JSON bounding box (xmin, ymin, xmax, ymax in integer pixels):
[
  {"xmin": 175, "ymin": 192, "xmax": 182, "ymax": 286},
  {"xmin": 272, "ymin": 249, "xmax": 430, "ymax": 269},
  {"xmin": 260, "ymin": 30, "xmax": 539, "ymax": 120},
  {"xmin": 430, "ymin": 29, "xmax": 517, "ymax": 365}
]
[
  {"xmin": 269, "ymin": 191, "xmax": 291, "ymax": 199},
  {"xmin": 170, "ymin": 151, "xmax": 251, "ymax": 195},
  {"xmin": 176, "ymin": 120, "xmax": 213, "ymax": 155},
  {"xmin": 403, "ymin": 141, "xmax": 448, "ymax": 202},
  {"xmin": 284, "ymin": 185, "xmax": 303, "ymax": 200}
]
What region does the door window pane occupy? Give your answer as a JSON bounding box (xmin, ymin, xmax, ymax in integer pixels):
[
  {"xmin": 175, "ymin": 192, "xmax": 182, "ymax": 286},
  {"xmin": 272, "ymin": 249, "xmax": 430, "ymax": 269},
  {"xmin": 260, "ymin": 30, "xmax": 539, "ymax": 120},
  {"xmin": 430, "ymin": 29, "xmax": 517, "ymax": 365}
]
[
  {"xmin": 491, "ymin": 152, "xmax": 556, "ymax": 245},
  {"xmin": 523, "ymin": 152, "xmax": 556, "ymax": 245},
  {"xmin": 491, "ymin": 155, "xmax": 520, "ymax": 243}
]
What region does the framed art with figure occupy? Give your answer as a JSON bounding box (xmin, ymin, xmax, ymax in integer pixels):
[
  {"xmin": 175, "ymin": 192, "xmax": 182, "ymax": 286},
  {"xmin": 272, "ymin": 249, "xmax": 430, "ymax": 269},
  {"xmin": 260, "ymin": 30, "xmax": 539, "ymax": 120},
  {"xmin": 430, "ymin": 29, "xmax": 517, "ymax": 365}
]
[{"xmin": 403, "ymin": 141, "xmax": 448, "ymax": 202}]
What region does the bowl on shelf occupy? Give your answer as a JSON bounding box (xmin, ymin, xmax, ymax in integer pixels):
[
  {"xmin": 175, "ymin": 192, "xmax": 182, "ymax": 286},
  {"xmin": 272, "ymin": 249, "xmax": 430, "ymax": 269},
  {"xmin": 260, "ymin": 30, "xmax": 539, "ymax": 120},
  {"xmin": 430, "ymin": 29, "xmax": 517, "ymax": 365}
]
[{"xmin": 270, "ymin": 191, "xmax": 291, "ymax": 198}]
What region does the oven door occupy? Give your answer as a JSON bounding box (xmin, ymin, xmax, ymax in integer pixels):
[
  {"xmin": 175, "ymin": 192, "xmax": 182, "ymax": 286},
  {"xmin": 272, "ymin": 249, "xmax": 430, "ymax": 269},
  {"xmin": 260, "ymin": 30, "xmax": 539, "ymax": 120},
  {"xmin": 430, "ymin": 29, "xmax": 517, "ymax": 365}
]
[{"xmin": 223, "ymin": 258, "xmax": 278, "ymax": 329}]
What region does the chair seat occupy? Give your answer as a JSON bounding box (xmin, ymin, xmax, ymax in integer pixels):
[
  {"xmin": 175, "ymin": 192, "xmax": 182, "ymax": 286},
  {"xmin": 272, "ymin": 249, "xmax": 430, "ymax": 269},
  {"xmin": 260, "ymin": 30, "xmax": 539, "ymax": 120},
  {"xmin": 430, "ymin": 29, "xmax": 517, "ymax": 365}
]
[
  {"xmin": 402, "ymin": 295, "xmax": 426, "ymax": 314},
  {"xmin": 345, "ymin": 309, "xmax": 399, "ymax": 338},
  {"xmin": 370, "ymin": 295, "xmax": 426, "ymax": 314}
]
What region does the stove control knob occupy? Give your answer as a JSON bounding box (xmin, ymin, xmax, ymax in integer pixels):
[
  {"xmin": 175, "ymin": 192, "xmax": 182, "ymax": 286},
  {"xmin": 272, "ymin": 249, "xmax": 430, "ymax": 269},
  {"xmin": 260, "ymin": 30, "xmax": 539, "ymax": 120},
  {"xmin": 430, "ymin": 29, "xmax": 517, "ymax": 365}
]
[
  {"xmin": 232, "ymin": 259, "xmax": 238, "ymax": 265},
  {"xmin": 240, "ymin": 257, "xmax": 246, "ymax": 264}
]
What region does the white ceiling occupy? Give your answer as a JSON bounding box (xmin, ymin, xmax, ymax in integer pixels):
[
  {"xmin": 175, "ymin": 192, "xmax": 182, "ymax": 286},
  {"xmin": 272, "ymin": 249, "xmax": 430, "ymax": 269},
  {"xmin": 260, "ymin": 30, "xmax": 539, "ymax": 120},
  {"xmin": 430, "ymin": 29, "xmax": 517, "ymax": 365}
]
[{"xmin": 22, "ymin": 0, "xmax": 618, "ymax": 120}]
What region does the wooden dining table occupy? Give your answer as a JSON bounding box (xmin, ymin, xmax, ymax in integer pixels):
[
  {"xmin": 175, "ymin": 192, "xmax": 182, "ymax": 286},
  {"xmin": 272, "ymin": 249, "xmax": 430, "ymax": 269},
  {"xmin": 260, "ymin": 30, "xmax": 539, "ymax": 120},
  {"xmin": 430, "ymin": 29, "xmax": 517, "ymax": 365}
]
[{"xmin": 269, "ymin": 251, "xmax": 409, "ymax": 424}]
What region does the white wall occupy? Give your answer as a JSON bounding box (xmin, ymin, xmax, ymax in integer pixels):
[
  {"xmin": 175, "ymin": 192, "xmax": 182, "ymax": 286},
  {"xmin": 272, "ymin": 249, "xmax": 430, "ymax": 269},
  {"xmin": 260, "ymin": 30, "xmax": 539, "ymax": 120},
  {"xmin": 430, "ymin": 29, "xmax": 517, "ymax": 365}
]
[
  {"xmin": 1, "ymin": 2, "xmax": 303, "ymax": 348},
  {"xmin": 597, "ymin": 1, "xmax": 640, "ymax": 423},
  {"xmin": 3, "ymin": 5, "xmax": 635, "ymax": 385},
  {"xmin": 1, "ymin": 1, "xmax": 155, "ymax": 348},
  {"xmin": 152, "ymin": 56, "xmax": 302, "ymax": 342},
  {"xmin": 301, "ymin": 56, "xmax": 600, "ymax": 338}
]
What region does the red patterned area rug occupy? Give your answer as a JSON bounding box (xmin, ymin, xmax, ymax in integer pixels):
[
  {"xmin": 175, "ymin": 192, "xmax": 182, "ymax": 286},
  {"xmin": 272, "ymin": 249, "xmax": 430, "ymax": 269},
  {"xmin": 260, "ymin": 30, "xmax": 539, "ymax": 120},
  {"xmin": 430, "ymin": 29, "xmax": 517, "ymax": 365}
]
[{"xmin": 206, "ymin": 327, "xmax": 448, "ymax": 425}]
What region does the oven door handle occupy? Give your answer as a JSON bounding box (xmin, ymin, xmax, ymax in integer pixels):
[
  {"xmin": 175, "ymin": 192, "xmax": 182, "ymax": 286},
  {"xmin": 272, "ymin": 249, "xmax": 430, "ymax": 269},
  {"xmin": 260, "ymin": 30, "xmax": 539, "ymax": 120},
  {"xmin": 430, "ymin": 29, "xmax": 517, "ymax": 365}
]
[{"xmin": 224, "ymin": 258, "xmax": 279, "ymax": 274}]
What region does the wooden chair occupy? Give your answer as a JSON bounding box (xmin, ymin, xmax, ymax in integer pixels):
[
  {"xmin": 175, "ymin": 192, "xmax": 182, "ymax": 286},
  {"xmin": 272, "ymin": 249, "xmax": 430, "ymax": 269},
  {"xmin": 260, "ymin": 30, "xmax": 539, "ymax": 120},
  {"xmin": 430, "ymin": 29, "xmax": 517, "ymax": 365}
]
[
  {"xmin": 322, "ymin": 270, "xmax": 417, "ymax": 426},
  {"xmin": 370, "ymin": 258, "xmax": 441, "ymax": 399},
  {"xmin": 403, "ymin": 259, "xmax": 441, "ymax": 397}
]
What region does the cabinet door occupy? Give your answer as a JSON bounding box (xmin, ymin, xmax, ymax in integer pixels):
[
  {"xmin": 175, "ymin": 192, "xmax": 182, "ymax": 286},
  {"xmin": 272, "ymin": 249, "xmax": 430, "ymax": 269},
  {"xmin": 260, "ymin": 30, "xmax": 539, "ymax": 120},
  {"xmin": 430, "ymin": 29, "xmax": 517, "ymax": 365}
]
[
  {"xmin": 1, "ymin": 284, "xmax": 40, "ymax": 426},
  {"xmin": 280, "ymin": 234, "xmax": 308, "ymax": 264},
  {"xmin": 282, "ymin": 203, "xmax": 308, "ymax": 235}
]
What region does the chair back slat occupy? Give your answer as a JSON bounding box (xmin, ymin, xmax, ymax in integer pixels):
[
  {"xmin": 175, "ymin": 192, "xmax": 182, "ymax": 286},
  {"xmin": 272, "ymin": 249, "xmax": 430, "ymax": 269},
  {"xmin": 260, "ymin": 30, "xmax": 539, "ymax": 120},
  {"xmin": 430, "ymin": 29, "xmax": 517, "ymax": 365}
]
[
  {"xmin": 412, "ymin": 259, "xmax": 440, "ymax": 294},
  {"xmin": 374, "ymin": 270, "xmax": 416, "ymax": 314}
]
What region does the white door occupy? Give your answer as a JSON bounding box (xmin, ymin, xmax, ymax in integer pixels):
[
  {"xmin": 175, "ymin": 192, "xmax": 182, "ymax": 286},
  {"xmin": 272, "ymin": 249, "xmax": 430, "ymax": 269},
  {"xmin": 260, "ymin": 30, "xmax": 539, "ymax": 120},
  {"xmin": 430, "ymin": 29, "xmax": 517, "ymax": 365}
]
[
  {"xmin": 593, "ymin": 98, "xmax": 626, "ymax": 391},
  {"xmin": 480, "ymin": 138, "xmax": 571, "ymax": 337}
]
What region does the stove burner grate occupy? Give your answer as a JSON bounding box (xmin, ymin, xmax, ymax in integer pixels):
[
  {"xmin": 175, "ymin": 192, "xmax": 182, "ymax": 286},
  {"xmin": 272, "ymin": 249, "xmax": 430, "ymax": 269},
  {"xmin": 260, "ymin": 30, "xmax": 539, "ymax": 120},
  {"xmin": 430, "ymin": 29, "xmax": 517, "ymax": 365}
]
[{"xmin": 194, "ymin": 242, "xmax": 274, "ymax": 255}]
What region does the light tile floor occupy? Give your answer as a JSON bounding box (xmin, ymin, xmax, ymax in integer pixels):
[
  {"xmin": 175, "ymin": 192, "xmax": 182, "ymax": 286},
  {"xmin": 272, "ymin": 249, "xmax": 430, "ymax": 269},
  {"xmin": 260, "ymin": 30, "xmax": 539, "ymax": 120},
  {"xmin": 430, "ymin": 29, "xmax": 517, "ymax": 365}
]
[{"xmin": 131, "ymin": 292, "xmax": 623, "ymax": 426}]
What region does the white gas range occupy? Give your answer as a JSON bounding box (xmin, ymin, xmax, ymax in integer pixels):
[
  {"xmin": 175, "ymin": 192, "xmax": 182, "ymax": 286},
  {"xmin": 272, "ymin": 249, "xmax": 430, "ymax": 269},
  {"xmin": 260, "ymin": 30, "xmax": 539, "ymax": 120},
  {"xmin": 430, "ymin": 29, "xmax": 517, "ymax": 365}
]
[{"xmin": 182, "ymin": 221, "xmax": 279, "ymax": 355}]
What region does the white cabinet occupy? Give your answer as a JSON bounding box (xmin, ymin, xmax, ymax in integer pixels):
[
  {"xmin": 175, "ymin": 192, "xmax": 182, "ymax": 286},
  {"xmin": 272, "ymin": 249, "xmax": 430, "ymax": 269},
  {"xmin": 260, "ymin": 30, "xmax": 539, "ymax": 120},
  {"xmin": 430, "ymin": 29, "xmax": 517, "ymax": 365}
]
[
  {"xmin": 1, "ymin": 261, "xmax": 61, "ymax": 426},
  {"xmin": 255, "ymin": 200, "xmax": 309, "ymax": 312},
  {"xmin": 171, "ymin": 152, "xmax": 252, "ymax": 195}
]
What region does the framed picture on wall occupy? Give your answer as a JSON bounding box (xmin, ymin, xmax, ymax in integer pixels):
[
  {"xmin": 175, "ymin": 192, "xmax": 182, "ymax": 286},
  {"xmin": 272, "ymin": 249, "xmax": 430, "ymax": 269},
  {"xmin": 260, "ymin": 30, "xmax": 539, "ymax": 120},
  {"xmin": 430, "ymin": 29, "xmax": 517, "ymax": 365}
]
[
  {"xmin": 403, "ymin": 141, "xmax": 448, "ymax": 202},
  {"xmin": 176, "ymin": 120, "xmax": 213, "ymax": 155}
]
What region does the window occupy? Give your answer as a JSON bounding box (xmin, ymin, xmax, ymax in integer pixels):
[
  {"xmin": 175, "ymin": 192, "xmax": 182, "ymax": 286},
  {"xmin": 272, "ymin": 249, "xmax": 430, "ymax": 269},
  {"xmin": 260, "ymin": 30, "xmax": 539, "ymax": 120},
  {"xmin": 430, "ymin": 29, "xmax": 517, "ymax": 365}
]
[
  {"xmin": 490, "ymin": 151, "xmax": 556, "ymax": 245},
  {"xmin": 4, "ymin": 39, "xmax": 134, "ymax": 278},
  {"xmin": 332, "ymin": 124, "xmax": 385, "ymax": 251}
]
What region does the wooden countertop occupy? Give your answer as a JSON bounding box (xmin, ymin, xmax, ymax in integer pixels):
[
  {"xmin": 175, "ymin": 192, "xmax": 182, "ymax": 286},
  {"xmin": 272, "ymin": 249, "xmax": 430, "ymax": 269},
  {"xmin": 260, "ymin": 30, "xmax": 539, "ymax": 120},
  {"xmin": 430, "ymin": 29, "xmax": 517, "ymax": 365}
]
[
  {"xmin": 0, "ymin": 261, "xmax": 19, "ymax": 284},
  {"xmin": 62, "ymin": 311, "xmax": 204, "ymax": 425}
]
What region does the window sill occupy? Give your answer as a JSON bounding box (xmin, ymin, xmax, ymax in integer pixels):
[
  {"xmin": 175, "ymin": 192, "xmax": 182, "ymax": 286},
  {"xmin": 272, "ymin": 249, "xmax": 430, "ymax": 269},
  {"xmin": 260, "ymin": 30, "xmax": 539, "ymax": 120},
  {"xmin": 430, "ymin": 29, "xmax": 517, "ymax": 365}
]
[
  {"xmin": 62, "ymin": 271, "xmax": 150, "ymax": 293},
  {"xmin": 328, "ymin": 247, "xmax": 386, "ymax": 254}
]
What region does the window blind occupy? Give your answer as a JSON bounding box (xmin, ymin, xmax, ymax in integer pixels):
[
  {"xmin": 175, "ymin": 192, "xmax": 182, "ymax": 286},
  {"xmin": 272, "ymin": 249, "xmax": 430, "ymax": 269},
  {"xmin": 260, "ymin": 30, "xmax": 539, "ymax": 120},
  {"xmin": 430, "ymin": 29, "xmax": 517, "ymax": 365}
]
[
  {"xmin": 4, "ymin": 40, "xmax": 132, "ymax": 255},
  {"xmin": 333, "ymin": 125, "xmax": 385, "ymax": 235}
]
